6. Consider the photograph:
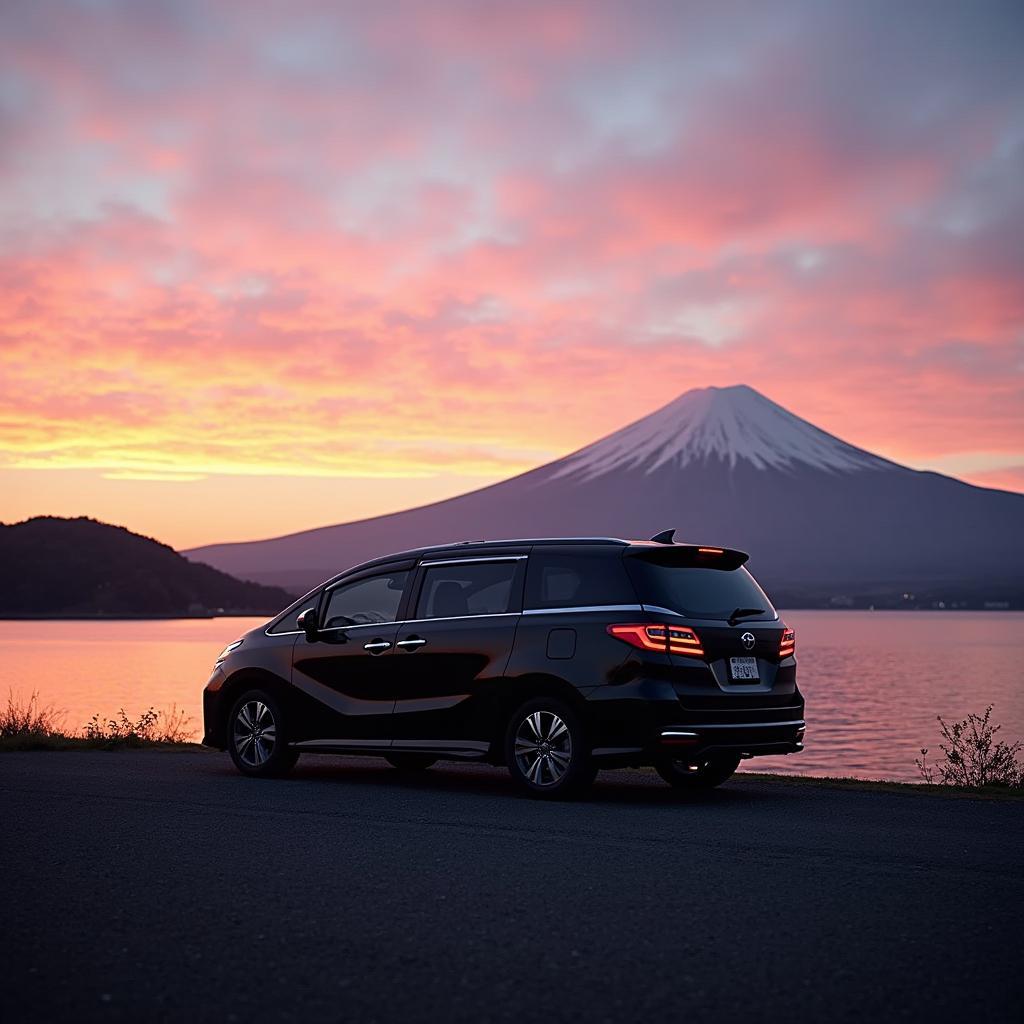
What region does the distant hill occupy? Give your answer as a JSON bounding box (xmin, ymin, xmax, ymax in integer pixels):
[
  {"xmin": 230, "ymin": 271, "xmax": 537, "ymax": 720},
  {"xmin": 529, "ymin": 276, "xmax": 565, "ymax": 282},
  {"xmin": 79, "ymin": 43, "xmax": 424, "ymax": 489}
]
[
  {"xmin": 184, "ymin": 385, "xmax": 1024, "ymax": 609},
  {"xmin": 0, "ymin": 517, "xmax": 295, "ymax": 617}
]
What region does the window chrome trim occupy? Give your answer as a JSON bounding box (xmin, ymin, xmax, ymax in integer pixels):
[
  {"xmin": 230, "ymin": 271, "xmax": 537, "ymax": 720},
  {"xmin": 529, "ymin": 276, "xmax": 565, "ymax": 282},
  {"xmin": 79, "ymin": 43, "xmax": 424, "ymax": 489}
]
[
  {"xmin": 317, "ymin": 620, "xmax": 402, "ymax": 634},
  {"xmin": 400, "ymin": 612, "xmax": 520, "ymax": 625},
  {"xmin": 312, "ymin": 610, "xmax": 522, "ymax": 633},
  {"xmin": 522, "ymin": 604, "xmax": 643, "ymax": 615},
  {"xmin": 265, "ymin": 604, "xmax": 319, "ymax": 637},
  {"xmin": 419, "ymin": 555, "xmax": 528, "ymax": 566},
  {"xmin": 641, "ymin": 604, "xmax": 681, "ymax": 618}
]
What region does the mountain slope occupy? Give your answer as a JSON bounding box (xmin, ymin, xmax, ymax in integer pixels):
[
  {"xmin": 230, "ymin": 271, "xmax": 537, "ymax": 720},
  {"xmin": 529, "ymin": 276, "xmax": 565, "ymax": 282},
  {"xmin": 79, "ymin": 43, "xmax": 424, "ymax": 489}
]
[
  {"xmin": 184, "ymin": 386, "xmax": 1024, "ymax": 604},
  {"xmin": 551, "ymin": 384, "xmax": 895, "ymax": 476},
  {"xmin": 0, "ymin": 517, "xmax": 295, "ymax": 616}
]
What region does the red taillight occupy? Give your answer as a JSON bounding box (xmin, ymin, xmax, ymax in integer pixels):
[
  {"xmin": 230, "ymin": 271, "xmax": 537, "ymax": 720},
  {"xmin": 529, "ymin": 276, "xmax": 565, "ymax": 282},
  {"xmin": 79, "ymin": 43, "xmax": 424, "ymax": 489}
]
[
  {"xmin": 779, "ymin": 627, "xmax": 795, "ymax": 658},
  {"xmin": 607, "ymin": 623, "xmax": 705, "ymax": 658}
]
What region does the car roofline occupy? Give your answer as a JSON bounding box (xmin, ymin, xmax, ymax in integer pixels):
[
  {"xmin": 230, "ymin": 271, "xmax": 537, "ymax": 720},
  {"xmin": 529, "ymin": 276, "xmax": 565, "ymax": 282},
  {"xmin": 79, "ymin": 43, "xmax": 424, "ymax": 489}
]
[
  {"xmin": 320, "ymin": 537, "xmax": 626, "ymax": 584},
  {"xmin": 324, "ymin": 536, "xmax": 749, "ymax": 584},
  {"xmin": 269, "ymin": 535, "xmax": 751, "ymax": 627}
]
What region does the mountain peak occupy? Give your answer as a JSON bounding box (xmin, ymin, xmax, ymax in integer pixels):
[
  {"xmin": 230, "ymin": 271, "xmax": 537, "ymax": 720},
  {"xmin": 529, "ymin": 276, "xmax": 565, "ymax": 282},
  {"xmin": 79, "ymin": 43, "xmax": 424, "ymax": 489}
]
[{"xmin": 550, "ymin": 383, "xmax": 896, "ymax": 479}]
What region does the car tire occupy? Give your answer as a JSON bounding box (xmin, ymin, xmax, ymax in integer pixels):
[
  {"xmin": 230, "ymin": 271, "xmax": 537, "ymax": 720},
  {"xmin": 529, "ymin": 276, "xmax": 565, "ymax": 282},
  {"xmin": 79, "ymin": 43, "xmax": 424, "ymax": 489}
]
[
  {"xmin": 655, "ymin": 753, "xmax": 741, "ymax": 790},
  {"xmin": 385, "ymin": 753, "xmax": 437, "ymax": 772},
  {"xmin": 504, "ymin": 697, "xmax": 595, "ymax": 799},
  {"xmin": 227, "ymin": 689, "xmax": 298, "ymax": 778}
]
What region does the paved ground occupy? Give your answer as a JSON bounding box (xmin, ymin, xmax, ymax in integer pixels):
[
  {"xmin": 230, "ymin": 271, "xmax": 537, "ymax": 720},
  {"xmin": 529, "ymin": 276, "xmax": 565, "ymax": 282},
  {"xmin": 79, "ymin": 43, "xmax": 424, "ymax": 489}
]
[{"xmin": 1, "ymin": 751, "xmax": 1021, "ymax": 1023}]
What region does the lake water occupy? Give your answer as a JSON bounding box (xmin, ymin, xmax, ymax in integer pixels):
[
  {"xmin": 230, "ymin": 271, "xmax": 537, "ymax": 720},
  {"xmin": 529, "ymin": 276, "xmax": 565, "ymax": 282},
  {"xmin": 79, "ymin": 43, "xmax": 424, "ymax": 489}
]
[{"xmin": 1, "ymin": 611, "xmax": 1021, "ymax": 783}]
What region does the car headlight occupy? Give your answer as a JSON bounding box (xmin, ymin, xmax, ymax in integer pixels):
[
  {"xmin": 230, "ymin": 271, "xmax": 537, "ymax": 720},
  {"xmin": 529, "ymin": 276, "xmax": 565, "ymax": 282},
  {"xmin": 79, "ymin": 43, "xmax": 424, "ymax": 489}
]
[{"xmin": 215, "ymin": 639, "xmax": 244, "ymax": 666}]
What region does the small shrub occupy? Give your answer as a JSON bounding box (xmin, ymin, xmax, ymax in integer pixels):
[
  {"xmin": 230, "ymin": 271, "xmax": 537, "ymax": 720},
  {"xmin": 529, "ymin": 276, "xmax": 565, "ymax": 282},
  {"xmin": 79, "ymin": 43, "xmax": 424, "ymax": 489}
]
[
  {"xmin": 0, "ymin": 691, "xmax": 65, "ymax": 740},
  {"xmin": 916, "ymin": 705, "xmax": 1023, "ymax": 788},
  {"xmin": 83, "ymin": 705, "xmax": 195, "ymax": 746}
]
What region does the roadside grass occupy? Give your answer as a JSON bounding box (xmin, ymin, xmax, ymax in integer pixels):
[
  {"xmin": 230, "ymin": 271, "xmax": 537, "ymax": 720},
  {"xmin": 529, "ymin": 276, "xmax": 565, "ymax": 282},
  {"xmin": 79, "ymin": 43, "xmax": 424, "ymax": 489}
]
[{"xmin": 0, "ymin": 691, "xmax": 202, "ymax": 751}]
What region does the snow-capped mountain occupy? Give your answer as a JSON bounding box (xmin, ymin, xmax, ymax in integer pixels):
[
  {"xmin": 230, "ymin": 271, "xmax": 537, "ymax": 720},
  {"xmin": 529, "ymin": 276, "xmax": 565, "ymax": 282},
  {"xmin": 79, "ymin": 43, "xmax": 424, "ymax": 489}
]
[
  {"xmin": 185, "ymin": 385, "xmax": 1024, "ymax": 604},
  {"xmin": 552, "ymin": 384, "xmax": 893, "ymax": 477}
]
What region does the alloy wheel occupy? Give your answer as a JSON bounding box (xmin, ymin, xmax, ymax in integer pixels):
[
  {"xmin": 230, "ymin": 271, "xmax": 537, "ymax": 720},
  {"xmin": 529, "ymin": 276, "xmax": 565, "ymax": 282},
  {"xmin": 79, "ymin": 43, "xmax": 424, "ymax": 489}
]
[
  {"xmin": 233, "ymin": 700, "xmax": 277, "ymax": 768},
  {"xmin": 513, "ymin": 710, "xmax": 572, "ymax": 787}
]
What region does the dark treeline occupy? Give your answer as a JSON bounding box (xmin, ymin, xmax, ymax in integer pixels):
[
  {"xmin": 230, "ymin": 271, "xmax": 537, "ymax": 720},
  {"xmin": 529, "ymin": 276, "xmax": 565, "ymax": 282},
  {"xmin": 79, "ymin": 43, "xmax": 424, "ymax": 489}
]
[{"xmin": 0, "ymin": 517, "xmax": 295, "ymax": 617}]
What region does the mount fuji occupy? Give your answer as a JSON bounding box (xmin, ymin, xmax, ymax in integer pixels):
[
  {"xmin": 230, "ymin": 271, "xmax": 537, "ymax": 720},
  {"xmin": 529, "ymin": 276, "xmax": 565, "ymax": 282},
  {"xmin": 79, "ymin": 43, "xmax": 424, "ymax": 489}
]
[{"xmin": 185, "ymin": 385, "xmax": 1024, "ymax": 606}]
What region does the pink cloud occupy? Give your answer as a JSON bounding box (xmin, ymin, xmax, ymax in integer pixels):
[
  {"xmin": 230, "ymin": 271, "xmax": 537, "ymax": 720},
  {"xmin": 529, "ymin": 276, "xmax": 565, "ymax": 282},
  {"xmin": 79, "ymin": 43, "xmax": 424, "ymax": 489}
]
[{"xmin": 0, "ymin": 1, "xmax": 1022, "ymax": 538}]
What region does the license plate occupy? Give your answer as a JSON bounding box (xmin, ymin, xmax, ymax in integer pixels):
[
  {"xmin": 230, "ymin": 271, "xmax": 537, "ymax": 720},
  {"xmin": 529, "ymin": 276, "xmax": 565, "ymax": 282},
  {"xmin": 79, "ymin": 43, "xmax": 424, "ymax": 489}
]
[{"xmin": 729, "ymin": 657, "xmax": 759, "ymax": 681}]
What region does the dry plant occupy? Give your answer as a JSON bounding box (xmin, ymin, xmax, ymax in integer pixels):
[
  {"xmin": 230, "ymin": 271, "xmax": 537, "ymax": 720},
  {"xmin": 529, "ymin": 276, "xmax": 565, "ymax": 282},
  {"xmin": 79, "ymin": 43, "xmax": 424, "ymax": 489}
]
[
  {"xmin": 916, "ymin": 705, "xmax": 1023, "ymax": 788},
  {"xmin": 1, "ymin": 691, "xmax": 196, "ymax": 749},
  {"xmin": 0, "ymin": 690, "xmax": 66, "ymax": 740}
]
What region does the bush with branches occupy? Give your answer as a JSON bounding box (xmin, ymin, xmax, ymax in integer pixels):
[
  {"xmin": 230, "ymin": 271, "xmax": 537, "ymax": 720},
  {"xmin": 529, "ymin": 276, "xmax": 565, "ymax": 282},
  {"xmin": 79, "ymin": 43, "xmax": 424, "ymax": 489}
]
[{"xmin": 916, "ymin": 705, "xmax": 1023, "ymax": 788}]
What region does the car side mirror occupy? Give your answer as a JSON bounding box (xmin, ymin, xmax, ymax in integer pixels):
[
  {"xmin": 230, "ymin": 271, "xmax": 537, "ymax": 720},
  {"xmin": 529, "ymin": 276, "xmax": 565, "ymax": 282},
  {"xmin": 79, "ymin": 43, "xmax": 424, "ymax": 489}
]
[{"xmin": 296, "ymin": 607, "xmax": 319, "ymax": 643}]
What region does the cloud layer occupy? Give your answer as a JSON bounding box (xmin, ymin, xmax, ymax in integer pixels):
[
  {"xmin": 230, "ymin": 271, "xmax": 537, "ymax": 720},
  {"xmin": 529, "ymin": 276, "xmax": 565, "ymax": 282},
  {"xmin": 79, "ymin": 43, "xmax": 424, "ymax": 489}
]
[{"xmin": 1, "ymin": 0, "xmax": 1022, "ymax": 543}]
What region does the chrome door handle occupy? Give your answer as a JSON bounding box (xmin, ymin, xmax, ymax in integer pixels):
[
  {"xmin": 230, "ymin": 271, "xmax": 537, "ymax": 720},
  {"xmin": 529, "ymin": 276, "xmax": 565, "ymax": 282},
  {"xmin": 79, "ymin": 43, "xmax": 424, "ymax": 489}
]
[
  {"xmin": 396, "ymin": 638, "xmax": 427, "ymax": 648},
  {"xmin": 363, "ymin": 641, "xmax": 391, "ymax": 651}
]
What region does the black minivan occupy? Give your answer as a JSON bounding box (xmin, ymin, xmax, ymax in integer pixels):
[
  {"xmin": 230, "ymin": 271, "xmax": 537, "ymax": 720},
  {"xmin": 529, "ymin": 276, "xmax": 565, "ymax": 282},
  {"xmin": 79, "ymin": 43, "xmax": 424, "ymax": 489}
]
[{"xmin": 203, "ymin": 535, "xmax": 804, "ymax": 797}]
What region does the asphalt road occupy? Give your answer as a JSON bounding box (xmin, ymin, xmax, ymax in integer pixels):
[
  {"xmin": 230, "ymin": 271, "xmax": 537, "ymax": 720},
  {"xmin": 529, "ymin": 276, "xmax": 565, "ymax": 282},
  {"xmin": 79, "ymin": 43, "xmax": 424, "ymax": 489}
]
[{"xmin": 2, "ymin": 752, "xmax": 1021, "ymax": 1024}]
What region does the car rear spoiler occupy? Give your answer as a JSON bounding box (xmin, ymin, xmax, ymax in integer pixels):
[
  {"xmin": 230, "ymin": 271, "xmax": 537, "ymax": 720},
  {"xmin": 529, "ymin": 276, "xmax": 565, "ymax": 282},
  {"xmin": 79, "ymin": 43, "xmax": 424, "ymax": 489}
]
[{"xmin": 625, "ymin": 539, "xmax": 750, "ymax": 570}]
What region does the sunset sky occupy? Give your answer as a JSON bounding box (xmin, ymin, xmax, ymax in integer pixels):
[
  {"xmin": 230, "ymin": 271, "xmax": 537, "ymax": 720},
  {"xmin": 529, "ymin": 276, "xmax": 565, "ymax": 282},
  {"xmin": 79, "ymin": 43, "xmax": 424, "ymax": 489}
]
[{"xmin": 1, "ymin": 0, "xmax": 1022, "ymax": 550}]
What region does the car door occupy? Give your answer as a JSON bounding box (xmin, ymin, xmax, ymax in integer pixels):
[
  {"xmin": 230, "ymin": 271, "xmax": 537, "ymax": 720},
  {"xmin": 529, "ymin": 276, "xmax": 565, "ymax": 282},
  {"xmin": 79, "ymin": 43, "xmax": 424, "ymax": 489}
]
[
  {"xmin": 290, "ymin": 563, "xmax": 413, "ymax": 743},
  {"xmin": 389, "ymin": 554, "xmax": 526, "ymax": 754}
]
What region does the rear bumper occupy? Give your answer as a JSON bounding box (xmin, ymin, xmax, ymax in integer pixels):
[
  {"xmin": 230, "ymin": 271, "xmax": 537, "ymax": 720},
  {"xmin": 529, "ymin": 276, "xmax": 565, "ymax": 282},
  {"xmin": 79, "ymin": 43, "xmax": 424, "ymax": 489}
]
[
  {"xmin": 583, "ymin": 677, "xmax": 805, "ymax": 764},
  {"xmin": 659, "ymin": 720, "xmax": 805, "ymax": 758}
]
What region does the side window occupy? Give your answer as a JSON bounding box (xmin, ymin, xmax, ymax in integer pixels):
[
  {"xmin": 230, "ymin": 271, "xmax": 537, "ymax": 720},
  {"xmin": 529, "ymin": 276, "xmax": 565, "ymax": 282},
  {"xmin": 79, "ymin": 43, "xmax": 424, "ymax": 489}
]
[
  {"xmin": 524, "ymin": 552, "xmax": 636, "ymax": 609},
  {"xmin": 267, "ymin": 601, "xmax": 314, "ymax": 634},
  {"xmin": 322, "ymin": 572, "xmax": 408, "ymax": 629},
  {"xmin": 415, "ymin": 561, "xmax": 518, "ymax": 619}
]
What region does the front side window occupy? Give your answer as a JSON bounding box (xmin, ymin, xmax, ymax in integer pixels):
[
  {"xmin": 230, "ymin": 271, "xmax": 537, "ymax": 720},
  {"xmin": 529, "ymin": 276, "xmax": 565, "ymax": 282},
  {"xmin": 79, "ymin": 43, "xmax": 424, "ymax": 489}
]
[
  {"xmin": 524, "ymin": 552, "xmax": 636, "ymax": 609},
  {"xmin": 267, "ymin": 600, "xmax": 311, "ymax": 634},
  {"xmin": 415, "ymin": 561, "xmax": 518, "ymax": 619},
  {"xmin": 321, "ymin": 572, "xmax": 408, "ymax": 628}
]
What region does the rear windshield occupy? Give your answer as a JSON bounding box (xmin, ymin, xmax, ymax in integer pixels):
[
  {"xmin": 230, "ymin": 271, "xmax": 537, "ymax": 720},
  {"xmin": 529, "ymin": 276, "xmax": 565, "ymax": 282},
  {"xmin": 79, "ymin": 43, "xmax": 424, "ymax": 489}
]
[{"xmin": 624, "ymin": 561, "xmax": 776, "ymax": 621}]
